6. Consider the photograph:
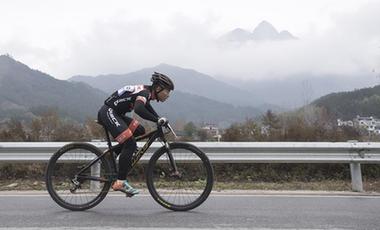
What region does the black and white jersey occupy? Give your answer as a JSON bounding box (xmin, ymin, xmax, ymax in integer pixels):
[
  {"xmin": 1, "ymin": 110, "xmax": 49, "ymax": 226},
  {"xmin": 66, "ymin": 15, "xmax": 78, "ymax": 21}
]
[{"xmin": 104, "ymin": 85, "xmax": 155, "ymax": 116}]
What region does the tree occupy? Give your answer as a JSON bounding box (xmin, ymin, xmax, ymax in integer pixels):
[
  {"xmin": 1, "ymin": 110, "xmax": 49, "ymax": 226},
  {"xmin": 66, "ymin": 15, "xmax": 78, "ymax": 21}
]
[
  {"xmin": 85, "ymin": 118, "xmax": 105, "ymax": 140},
  {"xmin": 183, "ymin": 122, "xmax": 197, "ymax": 139},
  {"xmin": 198, "ymin": 129, "xmax": 208, "ymax": 141},
  {"xmin": 262, "ymin": 110, "xmax": 280, "ymax": 128},
  {"xmin": 261, "ymin": 110, "xmax": 281, "ymax": 140},
  {"xmin": 39, "ymin": 109, "xmax": 61, "ymax": 141},
  {"xmin": 222, "ymin": 119, "xmax": 261, "ymax": 141},
  {"xmin": 29, "ymin": 118, "xmax": 42, "ymax": 141},
  {"xmin": 222, "ymin": 123, "xmax": 242, "ymax": 141},
  {"xmin": 241, "ymin": 119, "xmax": 261, "ymax": 141},
  {"xmin": 6, "ymin": 119, "xmax": 27, "ymax": 141},
  {"xmin": 54, "ymin": 121, "xmax": 88, "ymax": 141}
]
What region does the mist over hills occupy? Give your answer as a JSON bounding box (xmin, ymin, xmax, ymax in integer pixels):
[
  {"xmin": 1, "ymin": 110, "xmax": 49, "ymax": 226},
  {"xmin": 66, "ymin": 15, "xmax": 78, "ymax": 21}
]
[
  {"xmin": 153, "ymin": 90, "xmax": 261, "ymax": 128},
  {"xmin": 75, "ymin": 62, "xmax": 363, "ymax": 113},
  {"xmin": 2, "ymin": 52, "xmax": 375, "ymax": 127},
  {"xmin": 0, "ymin": 54, "xmax": 107, "ymax": 122},
  {"xmin": 70, "ymin": 63, "xmax": 264, "ymax": 108},
  {"xmin": 70, "ymin": 63, "xmax": 265, "ymax": 126},
  {"xmin": 0, "ymin": 55, "xmax": 261, "ymax": 126},
  {"xmin": 226, "ymin": 74, "xmax": 378, "ymax": 109}
]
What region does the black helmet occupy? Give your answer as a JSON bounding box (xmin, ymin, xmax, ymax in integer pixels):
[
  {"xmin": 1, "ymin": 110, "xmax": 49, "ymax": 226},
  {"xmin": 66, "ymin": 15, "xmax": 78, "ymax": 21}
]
[{"xmin": 151, "ymin": 72, "xmax": 174, "ymax": 90}]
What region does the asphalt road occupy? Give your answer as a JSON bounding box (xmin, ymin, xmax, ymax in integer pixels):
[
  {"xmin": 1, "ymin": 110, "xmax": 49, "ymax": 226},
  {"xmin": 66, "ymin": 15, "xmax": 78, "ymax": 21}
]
[{"xmin": 0, "ymin": 191, "xmax": 380, "ymax": 229}]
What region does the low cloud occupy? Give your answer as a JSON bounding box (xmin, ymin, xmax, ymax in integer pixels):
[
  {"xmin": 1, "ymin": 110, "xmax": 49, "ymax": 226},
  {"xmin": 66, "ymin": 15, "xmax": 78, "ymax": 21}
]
[{"xmin": 1, "ymin": 1, "xmax": 379, "ymax": 81}]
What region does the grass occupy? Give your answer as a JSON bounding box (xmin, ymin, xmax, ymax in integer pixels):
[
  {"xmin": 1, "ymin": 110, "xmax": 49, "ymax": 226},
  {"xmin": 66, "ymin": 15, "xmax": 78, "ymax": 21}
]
[
  {"xmin": 1, "ymin": 178, "xmax": 379, "ymax": 192},
  {"xmin": 1, "ymin": 163, "xmax": 379, "ymax": 192}
]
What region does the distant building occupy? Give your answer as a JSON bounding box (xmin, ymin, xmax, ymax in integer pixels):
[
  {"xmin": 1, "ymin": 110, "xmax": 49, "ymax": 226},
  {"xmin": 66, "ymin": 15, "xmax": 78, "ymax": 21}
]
[
  {"xmin": 337, "ymin": 119, "xmax": 354, "ymax": 127},
  {"xmin": 338, "ymin": 115, "xmax": 380, "ymax": 134},
  {"xmin": 201, "ymin": 124, "xmax": 221, "ymax": 141},
  {"xmin": 261, "ymin": 125, "xmax": 270, "ymax": 136},
  {"xmin": 374, "ymin": 127, "xmax": 380, "ymax": 135},
  {"xmin": 353, "ymin": 115, "xmax": 380, "ymax": 132}
]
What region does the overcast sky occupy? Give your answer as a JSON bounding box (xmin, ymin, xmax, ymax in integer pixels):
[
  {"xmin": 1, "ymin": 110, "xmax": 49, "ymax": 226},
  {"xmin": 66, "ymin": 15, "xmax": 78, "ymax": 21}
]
[{"xmin": 0, "ymin": 0, "xmax": 379, "ymax": 80}]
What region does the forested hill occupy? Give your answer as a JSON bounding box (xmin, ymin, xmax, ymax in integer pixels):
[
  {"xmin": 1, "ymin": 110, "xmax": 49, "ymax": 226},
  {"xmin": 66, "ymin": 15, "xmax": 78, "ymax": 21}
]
[
  {"xmin": 0, "ymin": 55, "xmax": 107, "ymax": 122},
  {"xmin": 312, "ymin": 84, "xmax": 380, "ymax": 119}
]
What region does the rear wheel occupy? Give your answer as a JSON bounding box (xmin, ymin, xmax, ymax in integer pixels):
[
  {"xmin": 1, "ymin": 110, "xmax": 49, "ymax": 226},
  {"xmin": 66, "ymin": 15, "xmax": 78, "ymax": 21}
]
[
  {"xmin": 146, "ymin": 142, "xmax": 214, "ymax": 211},
  {"xmin": 46, "ymin": 143, "xmax": 112, "ymax": 211}
]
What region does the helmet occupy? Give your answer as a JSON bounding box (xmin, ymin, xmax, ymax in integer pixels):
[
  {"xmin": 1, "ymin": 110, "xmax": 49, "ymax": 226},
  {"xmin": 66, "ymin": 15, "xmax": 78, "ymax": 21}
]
[{"xmin": 151, "ymin": 72, "xmax": 174, "ymax": 90}]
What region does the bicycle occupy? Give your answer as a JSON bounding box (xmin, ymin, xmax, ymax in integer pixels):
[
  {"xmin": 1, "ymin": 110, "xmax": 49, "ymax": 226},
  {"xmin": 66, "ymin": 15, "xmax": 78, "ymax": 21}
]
[{"xmin": 45, "ymin": 121, "xmax": 214, "ymax": 211}]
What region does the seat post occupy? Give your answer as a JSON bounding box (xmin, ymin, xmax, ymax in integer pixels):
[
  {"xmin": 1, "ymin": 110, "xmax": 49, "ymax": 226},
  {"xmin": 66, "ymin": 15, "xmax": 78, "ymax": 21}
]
[
  {"xmin": 103, "ymin": 127, "xmax": 113, "ymax": 149},
  {"xmin": 95, "ymin": 119, "xmax": 113, "ymax": 149}
]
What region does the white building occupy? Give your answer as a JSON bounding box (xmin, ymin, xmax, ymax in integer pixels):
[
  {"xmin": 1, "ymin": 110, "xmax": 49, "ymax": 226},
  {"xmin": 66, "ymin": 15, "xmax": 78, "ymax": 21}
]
[
  {"xmin": 337, "ymin": 119, "xmax": 354, "ymax": 127},
  {"xmin": 353, "ymin": 115, "xmax": 380, "ymax": 132},
  {"xmin": 201, "ymin": 124, "xmax": 221, "ymax": 141},
  {"xmin": 374, "ymin": 127, "xmax": 380, "ymax": 135},
  {"xmin": 338, "ymin": 115, "xmax": 380, "ymax": 134}
]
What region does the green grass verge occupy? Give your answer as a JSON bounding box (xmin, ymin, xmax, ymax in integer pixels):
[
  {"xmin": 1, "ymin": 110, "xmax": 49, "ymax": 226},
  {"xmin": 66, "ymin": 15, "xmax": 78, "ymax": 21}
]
[{"xmin": 1, "ymin": 179, "xmax": 379, "ymax": 192}]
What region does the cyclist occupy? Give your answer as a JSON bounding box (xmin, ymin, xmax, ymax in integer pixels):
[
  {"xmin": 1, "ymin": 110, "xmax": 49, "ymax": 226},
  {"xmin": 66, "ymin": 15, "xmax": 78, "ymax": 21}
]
[{"xmin": 97, "ymin": 72, "xmax": 174, "ymax": 196}]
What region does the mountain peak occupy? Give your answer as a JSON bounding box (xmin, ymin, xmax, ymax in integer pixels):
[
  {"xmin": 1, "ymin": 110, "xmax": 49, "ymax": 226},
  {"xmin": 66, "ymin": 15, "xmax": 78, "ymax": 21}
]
[
  {"xmin": 155, "ymin": 63, "xmax": 177, "ymax": 69},
  {"xmin": 0, "ymin": 54, "xmax": 17, "ymax": 65},
  {"xmin": 256, "ymin": 20, "xmax": 276, "ymax": 29},
  {"xmin": 0, "ymin": 54, "xmax": 34, "ymax": 80},
  {"xmin": 151, "ymin": 63, "xmax": 187, "ymax": 73},
  {"xmin": 221, "ymin": 21, "xmax": 296, "ymax": 42},
  {"xmin": 252, "ymin": 20, "xmax": 279, "ymax": 40}
]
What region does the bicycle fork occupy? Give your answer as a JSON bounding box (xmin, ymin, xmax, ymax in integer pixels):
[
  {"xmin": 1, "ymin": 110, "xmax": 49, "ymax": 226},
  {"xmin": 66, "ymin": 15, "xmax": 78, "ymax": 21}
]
[{"xmin": 164, "ymin": 142, "xmax": 181, "ymax": 178}]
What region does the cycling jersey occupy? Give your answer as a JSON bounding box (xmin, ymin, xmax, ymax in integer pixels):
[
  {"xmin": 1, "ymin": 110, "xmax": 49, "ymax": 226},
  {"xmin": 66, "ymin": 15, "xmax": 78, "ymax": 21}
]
[{"xmin": 104, "ymin": 84, "xmax": 159, "ymax": 122}]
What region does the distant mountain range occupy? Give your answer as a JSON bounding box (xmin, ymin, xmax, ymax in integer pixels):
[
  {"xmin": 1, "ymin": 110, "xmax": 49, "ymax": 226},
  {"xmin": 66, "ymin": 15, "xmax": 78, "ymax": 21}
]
[
  {"xmin": 0, "ymin": 55, "xmax": 262, "ymax": 126},
  {"xmin": 70, "ymin": 64, "xmax": 267, "ymax": 126},
  {"xmin": 220, "ymin": 21, "xmax": 297, "ymax": 42},
  {"xmin": 228, "ymin": 74, "xmax": 378, "ymax": 109},
  {"xmin": 216, "ymin": 20, "xmax": 377, "ymax": 108},
  {"xmin": 0, "ymin": 55, "xmax": 107, "ymax": 122},
  {"xmin": 70, "ymin": 63, "xmax": 265, "ymax": 108},
  {"xmin": 2, "ymin": 53, "xmax": 377, "ymax": 127}
]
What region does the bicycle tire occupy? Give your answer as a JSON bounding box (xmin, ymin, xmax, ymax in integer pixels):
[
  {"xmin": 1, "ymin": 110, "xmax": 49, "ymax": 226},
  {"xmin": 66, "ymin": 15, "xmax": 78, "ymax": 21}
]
[
  {"xmin": 146, "ymin": 142, "xmax": 214, "ymax": 211},
  {"xmin": 46, "ymin": 142, "xmax": 112, "ymax": 211}
]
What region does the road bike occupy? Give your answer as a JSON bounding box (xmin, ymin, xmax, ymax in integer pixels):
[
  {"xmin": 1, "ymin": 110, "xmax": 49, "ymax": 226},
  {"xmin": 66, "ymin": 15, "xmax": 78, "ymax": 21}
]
[{"xmin": 46, "ymin": 121, "xmax": 214, "ymax": 211}]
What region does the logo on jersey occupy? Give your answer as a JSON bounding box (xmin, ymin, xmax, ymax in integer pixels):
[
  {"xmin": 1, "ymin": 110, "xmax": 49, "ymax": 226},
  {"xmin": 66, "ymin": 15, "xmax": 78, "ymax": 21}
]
[
  {"xmin": 114, "ymin": 98, "xmax": 131, "ymax": 106},
  {"xmin": 117, "ymin": 85, "xmax": 135, "ymax": 96},
  {"xmin": 107, "ymin": 108, "xmax": 121, "ymax": 127},
  {"xmin": 117, "ymin": 85, "xmax": 144, "ymax": 96}
]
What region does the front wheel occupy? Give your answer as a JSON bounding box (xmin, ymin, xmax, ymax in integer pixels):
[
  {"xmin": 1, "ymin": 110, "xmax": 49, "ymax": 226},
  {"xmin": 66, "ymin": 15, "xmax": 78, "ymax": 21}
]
[{"xmin": 146, "ymin": 142, "xmax": 214, "ymax": 211}]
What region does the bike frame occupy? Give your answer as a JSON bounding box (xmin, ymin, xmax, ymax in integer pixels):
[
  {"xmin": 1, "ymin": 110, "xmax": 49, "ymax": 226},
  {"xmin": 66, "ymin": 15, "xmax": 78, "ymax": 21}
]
[{"xmin": 74, "ymin": 125, "xmax": 177, "ymax": 183}]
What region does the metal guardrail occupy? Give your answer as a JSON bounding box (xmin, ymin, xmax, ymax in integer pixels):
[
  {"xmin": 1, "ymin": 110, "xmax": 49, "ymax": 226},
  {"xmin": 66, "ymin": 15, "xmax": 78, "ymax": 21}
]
[{"xmin": 1, "ymin": 141, "xmax": 380, "ymax": 192}]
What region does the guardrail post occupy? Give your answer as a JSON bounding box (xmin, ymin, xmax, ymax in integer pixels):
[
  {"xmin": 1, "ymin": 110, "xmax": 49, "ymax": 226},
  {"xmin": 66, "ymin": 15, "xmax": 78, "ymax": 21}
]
[
  {"xmin": 350, "ymin": 163, "xmax": 363, "ymax": 192},
  {"xmin": 90, "ymin": 163, "xmax": 100, "ymax": 191}
]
